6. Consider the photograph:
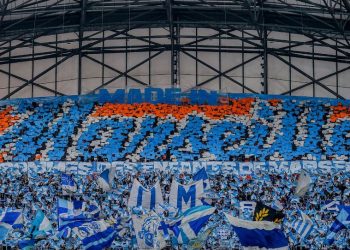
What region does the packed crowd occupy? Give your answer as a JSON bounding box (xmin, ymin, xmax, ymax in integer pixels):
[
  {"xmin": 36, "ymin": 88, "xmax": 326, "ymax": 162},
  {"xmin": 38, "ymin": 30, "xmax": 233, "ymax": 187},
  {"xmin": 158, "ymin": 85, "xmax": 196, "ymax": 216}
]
[
  {"xmin": 0, "ymin": 166, "xmax": 349, "ymax": 249},
  {"xmin": 1, "ymin": 94, "xmax": 350, "ymax": 163}
]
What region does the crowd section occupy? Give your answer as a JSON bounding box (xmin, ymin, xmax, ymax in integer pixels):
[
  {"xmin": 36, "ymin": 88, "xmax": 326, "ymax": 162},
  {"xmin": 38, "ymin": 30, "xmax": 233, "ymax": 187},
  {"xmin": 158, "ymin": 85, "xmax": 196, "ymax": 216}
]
[
  {"xmin": 0, "ymin": 167, "xmax": 349, "ymax": 249},
  {"xmin": 0, "ymin": 95, "xmax": 350, "ymax": 162}
]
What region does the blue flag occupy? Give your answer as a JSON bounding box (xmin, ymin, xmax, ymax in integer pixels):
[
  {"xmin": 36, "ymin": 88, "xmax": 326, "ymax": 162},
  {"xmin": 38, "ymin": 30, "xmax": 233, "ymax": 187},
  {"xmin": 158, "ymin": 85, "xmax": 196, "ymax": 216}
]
[
  {"xmin": 325, "ymin": 205, "xmax": 350, "ymax": 245},
  {"xmin": 225, "ymin": 213, "xmax": 289, "ymax": 250},
  {"xmin": 87, "ymin": 203, "xmax": 100, "ymax": 219},
  {"xmin": 73, "ymin": 220, "xmax": 116, "ymax": 250}
]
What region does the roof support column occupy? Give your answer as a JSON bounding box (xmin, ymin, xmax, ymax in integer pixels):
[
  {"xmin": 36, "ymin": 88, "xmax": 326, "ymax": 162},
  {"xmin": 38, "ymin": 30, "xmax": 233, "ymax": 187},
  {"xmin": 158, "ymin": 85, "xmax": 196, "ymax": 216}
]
[{"xmin": 78, "ymin": 0, "xmax": 87, "ymax": 95}]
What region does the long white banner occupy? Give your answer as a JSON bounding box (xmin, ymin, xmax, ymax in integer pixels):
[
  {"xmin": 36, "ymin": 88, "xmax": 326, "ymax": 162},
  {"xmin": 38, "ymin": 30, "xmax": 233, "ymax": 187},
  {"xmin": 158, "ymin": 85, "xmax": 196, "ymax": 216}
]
[{"xmin": 0, "ymin": 161, "xmax": 348, "ymax": 176}]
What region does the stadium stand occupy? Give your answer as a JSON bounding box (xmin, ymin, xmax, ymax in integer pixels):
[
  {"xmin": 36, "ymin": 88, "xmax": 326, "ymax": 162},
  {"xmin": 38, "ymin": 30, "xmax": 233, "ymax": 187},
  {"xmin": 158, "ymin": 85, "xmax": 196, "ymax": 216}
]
[
  {"xmin": 0, "ymin": 93, "xmax": 349, "ymax": 249},
  {"xmin": 0, "ymin": 95, "xmax": 349, "ymax": 163}
]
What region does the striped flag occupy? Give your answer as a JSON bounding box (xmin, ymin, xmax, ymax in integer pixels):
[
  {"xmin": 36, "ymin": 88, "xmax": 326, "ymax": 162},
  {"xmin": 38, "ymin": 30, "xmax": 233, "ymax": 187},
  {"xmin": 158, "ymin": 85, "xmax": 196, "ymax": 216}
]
[
  {"xmin": 325, "ymin": 205, "xmax": 350, "ymax": 245},
  {"xmin": 73, "ymin": 220, "xmax": 116, "ymax": 250},
  {"xmin": 290, "ymin": 211, "xmax": 314, "ymax": 241},
  {"xmin": 57, "ymin": 199, "xmax": 91, "ymax": 231},
  {"xmin": 225, "ymin": 213, "xmax": 289, "ymax": 250},
  {"xmin": 164, "ymin": 205, "xmax": 216, "ymax": 245}
]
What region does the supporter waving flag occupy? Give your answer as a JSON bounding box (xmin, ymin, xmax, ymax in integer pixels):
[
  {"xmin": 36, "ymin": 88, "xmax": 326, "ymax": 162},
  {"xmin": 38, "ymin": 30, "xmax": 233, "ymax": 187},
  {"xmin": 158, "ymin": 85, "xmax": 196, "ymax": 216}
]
[
  {"xmin": 29, "ymin": 209, "xmax": 53, "ymax": 239},
  {"xmin": 295, "ymin": 170, "xmax": 312, "ymax": 197},
  {"xmin": 325, "ymin": 205, "xmax": 350, "ymax": 245},
  {"xmin": 224, "ymin": 213, "xmax": 289, "ymax": 250},
  {"xmin": 97, "ymin": 167, "xmax": 115, "ymax": 192},
  {"xmin": 290, "ymin": 210, "xmax": 314, "ymax": 241},
  {"xmin": 61, "ymin": 173, "xmax": 77, "ymax": 195},
  {"xmin": 57, "ymin": 198, "xmax": 91, "ymax": 231},
  {"xmin": 73, "ymin": 220, "xmax": 116, "ymax": 250},
  {"xmin": 159, "ymin": 205, "xmax": 216, "ymax": 245},
  {"xmin": 0, "ymin": 209, "xmax": 24, "ymax": 241},
  {"xmin": 253, "ymin": 202, "xmax": 284, "ymax": 224}
]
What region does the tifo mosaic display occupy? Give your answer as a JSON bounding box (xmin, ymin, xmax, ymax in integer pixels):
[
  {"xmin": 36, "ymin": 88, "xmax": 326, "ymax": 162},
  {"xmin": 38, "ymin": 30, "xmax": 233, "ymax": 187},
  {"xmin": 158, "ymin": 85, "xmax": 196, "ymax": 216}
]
[{"xmin": 0, "ymin": 91, "xmax": 350, "ymax": 162}]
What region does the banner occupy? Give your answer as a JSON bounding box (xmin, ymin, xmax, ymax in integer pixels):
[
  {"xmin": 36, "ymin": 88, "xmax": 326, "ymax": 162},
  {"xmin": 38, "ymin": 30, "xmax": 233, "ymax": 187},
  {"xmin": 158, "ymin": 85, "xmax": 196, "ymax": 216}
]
[{"xmin": 0, "ymin": 161, "xmax": 349, "ymax": 176}]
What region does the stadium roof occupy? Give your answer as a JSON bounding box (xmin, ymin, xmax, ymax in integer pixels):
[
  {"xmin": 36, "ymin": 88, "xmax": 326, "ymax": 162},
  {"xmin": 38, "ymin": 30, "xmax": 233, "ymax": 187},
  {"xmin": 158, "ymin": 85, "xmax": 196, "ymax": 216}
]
[{"xmin": 1, "ymin": 0, "xmax": 350, "ymax": 38}]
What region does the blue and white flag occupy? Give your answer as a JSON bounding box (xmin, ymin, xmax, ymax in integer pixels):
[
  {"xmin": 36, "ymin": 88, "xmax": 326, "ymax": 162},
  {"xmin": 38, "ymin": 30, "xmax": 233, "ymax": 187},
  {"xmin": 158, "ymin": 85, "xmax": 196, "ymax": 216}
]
[
  {"xmin": 97, "ymin": 167, "xmax": 115, "ymax": 191},
  {"xmin": 321, "ymin": 200, "xmax": 341, "ymax": 212},
  {"xmin": 73, "ymin": 220, "xmax": 116, "ymax": 250},
  {"xmin": 192, "ymin": 167, "xmax": 210, "ymax": 190},
  {"xmin": 61, "ymin": 173, "xmax": 77, "ymax": 195},
  {"xmin": 169, "ymin": 205, "xmax": 216, "ymax": 245},
  {"xmin": 128, "ymin": 179, "xmax": 164, "ymax": 212},
  {"xmin": 0, "ymin": 209, "xmax": 23, "ymax": 229},
  {"xmin": 132, "ymin": 212, "xmax": 166, "ymax": 249},
  {"xmin": 59, "ymin": 214, "xmax": 93, "ymax": 231},
  {"xmin": 325, "ymin": 205, "xmax": 350, "ymax": 245},
  {"xmin": 224, "ymin": 213, "xmax": 289, "ymax": 250},
  {"xmin": 0, "ymin": 209, "xmax": 23, "ymax": 241},
  {"xmin": 291, "ymin": 210, "xmax": 313, "ymax": 241},
  {"xmin": 58, "ymin": 198, "xmax": 89, "ymax": 230},
  {"xmin": 87, "ymin": 203, "xmax": 100, "ymax": 219},
  {"xmin": 169, "ymin": 180, "xmax": 204, "ymax": 212},
  {"xmin": 58, "ymin": 198, "xmax": 85, "ymax": 216},
  {"xmin": 29, "ymin": 210, "xmax": 53, "ymax": 239}
]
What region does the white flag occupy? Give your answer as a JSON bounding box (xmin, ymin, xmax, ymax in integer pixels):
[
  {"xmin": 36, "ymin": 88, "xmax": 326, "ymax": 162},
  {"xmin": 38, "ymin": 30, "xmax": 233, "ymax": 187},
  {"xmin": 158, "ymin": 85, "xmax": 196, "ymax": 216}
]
[
  {"xmin": 132, "ymin": 212, "xmax": 166, "ymax": 249},
  {"xmin": 128, "ymin": 179, "xmax": 164, "ymax": 212},
  {"xmin": 295, "ymin": 170, "xmax": 311, "ymax": 197},
  {"xmin": 169, "ymin": 180, "xmax": 204, "ymax": 212}
]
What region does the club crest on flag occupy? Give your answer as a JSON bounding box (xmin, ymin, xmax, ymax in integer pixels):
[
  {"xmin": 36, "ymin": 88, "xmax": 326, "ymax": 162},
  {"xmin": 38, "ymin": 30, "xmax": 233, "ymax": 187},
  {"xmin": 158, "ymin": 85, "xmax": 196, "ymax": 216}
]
[{"xmin": 138, "ymin": 215, "xmax": 160, "ymax": 247}]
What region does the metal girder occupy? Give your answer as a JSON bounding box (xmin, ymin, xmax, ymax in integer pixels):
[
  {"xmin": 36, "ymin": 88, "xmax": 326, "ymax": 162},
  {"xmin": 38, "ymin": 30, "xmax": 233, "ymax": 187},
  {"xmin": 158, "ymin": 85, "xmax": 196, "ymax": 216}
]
[
  {"xmin": 181, "ymin": 49, "xmax": 258, "ymax": 94},
  {"xmin": 0, "ymin": 0, "xmax": 350, "ymax": 99},
  {"xmin": 89, "ymin": 50, "xmax": 165, "ymax": 94},
  {"xmin": 78, "ymin": 0, "xmax": 87, "ymax": 95},
  {"xmin": 1, "ymin": 1, "xmax": 350, "ymax": 38},
  {"xmin": 1, "ymin": 8, "xmax": 158, "ymax": 99}
]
